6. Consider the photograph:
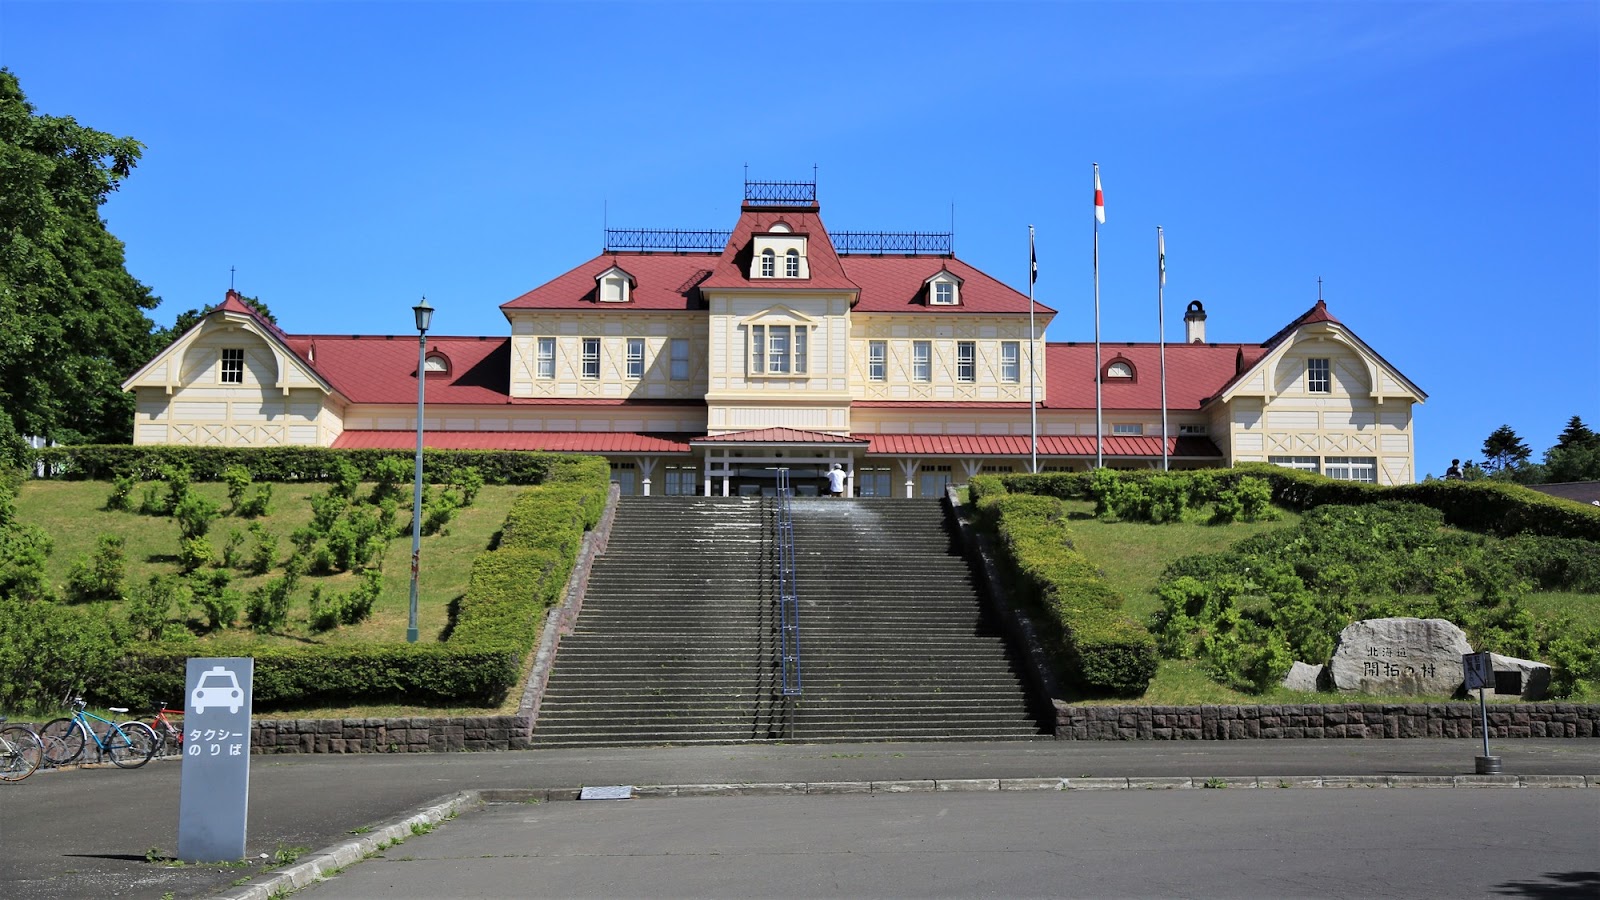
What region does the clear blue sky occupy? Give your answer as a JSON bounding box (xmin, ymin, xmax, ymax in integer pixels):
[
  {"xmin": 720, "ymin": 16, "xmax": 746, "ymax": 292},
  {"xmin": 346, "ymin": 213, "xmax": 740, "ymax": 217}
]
[{"xmin": 3, "ymin": 1, "xmax": 1595, "ymax": 478}]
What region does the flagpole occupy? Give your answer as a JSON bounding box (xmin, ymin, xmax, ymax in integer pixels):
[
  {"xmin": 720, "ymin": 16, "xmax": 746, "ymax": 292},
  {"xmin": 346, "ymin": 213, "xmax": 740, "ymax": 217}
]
[
  {"xmin": 1093, "ymin": 163, "xmax": 1103, "ymax": 470},
  {"xmin": 1158, "ymin": 226, "xmax": 1169, "ymax": 471},
  {"xmin": 1028, "ymin": 225, "xmax": 1038, "ymax": 474}
]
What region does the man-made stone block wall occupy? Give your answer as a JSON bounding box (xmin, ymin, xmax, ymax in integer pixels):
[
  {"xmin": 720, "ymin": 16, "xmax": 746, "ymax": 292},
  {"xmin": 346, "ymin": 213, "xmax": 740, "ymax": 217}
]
[
  {"xmin": 250, "ymin": 716, "xmax": 530, "ymax": 753},
  {"xmin": 1054, "ymin": 703, "xmax": 1600, "ymax": 741}
]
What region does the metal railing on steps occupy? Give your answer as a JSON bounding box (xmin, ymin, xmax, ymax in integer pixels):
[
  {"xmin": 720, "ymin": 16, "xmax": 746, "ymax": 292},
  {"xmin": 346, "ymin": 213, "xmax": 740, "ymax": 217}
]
[{"xmin": 774, "ymin": 469, "xmax": 803, "ymax": 738}]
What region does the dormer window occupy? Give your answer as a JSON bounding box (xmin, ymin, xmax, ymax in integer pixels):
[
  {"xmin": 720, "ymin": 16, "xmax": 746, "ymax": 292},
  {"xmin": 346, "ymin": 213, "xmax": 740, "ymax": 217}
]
[
  {"xmin": 423, "ymin": 353, "xmax": 450, "ymax": 375},
  {"xmin": 751, "ymin": 230, "xmax": 809, "ymax": 279},
  {"xmin": 925, "ymin": 271, "xmax": 963, "ymax": 305},
  {"xmin": 1103, "ymin": 358, "xmax": 1136, "ymax": 381},
  {"xmin": 595, "ymin": 265, "xmax": 634, "ymax": 303}
]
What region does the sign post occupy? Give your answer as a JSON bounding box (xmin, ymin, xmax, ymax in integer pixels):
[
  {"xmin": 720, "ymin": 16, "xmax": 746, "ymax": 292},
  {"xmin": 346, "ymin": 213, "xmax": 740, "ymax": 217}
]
[
  {"xmin": 1461, "ymin": 651, "xmax": 1500, "ymax": 774},
  {"xmin": 178, "ymin": 657, "xmax": 253, "ymax": 862}
]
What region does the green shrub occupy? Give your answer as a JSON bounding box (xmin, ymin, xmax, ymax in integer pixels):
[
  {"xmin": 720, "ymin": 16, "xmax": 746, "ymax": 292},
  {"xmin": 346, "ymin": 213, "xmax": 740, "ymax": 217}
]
[
  {"xmin": 173, "ymin": 491, "xmax": 220, "ymax": 539},
  {"xmin": 220, "ymin": 528, "xmax": 246, "ymax": 570},
  {"xmin": 222, "ymin": 464, "xmax": 254, "ymax": 513},
  {"xmin": 330, "ymin": 457, "xmax": 362, "ymax": 500},
  {"xmin": 371, "ymin": 455, "xmax": 411, "ymax": 503},
  {"xmin": 177, "ymin": 536, "xmax": 214, "ymax": 574},
  {"xmin": 308, "ymin": 490, "xmax": 347, "ymax": 533},
  {"xmin": 124, "ymin": 575, "xmax": 175, "ymax": 641},
  {"xmin": 106, "ymin": 474, "xmax": 137, "ymax": 511},
  {"xmin": 0, "ymin": 595, "xmax": 123, "ymax": 713},
  {"xmin": 980, "ymin": 491, "xmax": 1157, "ymax": 695},
  {"xmin": 138, "ymin": 483, "xmax": 163, "ymax": 516},
  {"xmin": 246, "ymin": 576, "xmax": 293, "ymax": 633},
  {"xmin": 187, "ymin": 569, "xmax": 240, "ymax": 632},
  {"xmin": 160, "ymin": 464, "xmax": 194, "ymax": 515},
  {"xmin": 65, "ymin": 534, "xmax": 127, "ymax": 603},
  {"xmin": 236, "ymin": 482, "xmax": 273, "ymax": 518}
]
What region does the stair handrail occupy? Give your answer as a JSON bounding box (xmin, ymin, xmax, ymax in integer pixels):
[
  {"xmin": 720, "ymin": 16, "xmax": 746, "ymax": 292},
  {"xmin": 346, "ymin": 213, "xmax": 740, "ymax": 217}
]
[{"xmin": 774, "ymin": 469, "xmax": 803, "ymax": 707}]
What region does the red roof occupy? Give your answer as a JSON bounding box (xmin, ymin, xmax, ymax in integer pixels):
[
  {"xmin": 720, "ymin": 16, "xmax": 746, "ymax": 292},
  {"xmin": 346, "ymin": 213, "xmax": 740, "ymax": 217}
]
[
  {"xmin": 283, "ymin": 336, "xmax": 514, "ymax": 405},
  {"xmin": 333, "ymin": 430, "xmax": 695, "ymax": 453},
  {"xmin": 693, "ymin": 427, "xmax": 867, "ymax": 445},
  {"xmin": 1044, "ymin": 342, "xmax": 1268, "ymax": 410},
  {"xmin": 842, "ymin": 255, "xmax": 1050, "ymax": 315},
  {"xmin": 699, "ymin": 208, "xmax": 860, "ymax": 292},
  {"xmin": 501, "ymin": 253, "xmax": 717, "ymax": 312},
  {"xmin": 861, "ymin": 434, "xmax": 1221, "ymax": 458}
]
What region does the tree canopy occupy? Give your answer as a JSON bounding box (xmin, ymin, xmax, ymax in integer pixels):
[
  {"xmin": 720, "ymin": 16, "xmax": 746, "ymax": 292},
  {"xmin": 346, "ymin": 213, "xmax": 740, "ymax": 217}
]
[
  {"xmin": 0, "ymin": 68, "xmax": 162, "ymax": 448},
  {"xmin": 1479, "ymin": 424, "xmax": 1532, "ymax": 476},
  {"xmin": 1544, "ymin": 415, "xmax": 1600, "ymax": 483}
]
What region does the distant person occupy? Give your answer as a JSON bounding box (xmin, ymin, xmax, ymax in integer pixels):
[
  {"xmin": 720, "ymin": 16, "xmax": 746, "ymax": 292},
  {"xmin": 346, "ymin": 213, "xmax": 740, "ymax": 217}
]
[
  {"xmin": 1445, "ymin": 459, "xmax": 1463, "ymax": 480},
  {"xmin": 826, "ymin": 464, "xmax": 847, "ymax": 498}
]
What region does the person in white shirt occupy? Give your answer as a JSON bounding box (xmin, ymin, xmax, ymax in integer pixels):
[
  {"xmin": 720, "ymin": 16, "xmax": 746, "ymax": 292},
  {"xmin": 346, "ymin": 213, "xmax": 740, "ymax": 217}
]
[{"xmin": 826, "ymin": 464, "xmax": 847, "ymax": 498}]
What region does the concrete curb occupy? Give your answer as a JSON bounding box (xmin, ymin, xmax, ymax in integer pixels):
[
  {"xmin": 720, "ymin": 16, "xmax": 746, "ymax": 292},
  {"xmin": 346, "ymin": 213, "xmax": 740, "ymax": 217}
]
[{"xmin": 209, "ymin": 774, "xmax": 1600, "ymax": 898}]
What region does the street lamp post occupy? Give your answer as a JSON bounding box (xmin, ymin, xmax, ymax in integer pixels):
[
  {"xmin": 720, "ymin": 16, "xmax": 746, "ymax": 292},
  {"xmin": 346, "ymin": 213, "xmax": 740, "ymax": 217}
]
[{"xmin": 407, "ymin": 296, "xmax": 433, "ymax": 644}]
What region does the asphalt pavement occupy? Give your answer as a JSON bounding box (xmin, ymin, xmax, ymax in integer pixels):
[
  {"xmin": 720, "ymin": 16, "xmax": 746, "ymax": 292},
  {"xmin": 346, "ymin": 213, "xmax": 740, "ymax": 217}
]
[{"xmin": 2, "ymin": 737, "xmax": 1597, "ymax": 900}]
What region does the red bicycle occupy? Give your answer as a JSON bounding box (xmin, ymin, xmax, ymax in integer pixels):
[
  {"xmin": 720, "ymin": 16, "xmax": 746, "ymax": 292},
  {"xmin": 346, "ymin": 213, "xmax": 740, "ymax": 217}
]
[{"xmin": 140, "ymin": 703, "xmax": 184, "ymax": 758}]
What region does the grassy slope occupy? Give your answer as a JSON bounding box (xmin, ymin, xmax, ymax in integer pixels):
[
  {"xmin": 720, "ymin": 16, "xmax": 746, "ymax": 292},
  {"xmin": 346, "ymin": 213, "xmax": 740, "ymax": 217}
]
[{"xmin": 15, "ymin": 480, "xmax": 526, "ymax": 647}]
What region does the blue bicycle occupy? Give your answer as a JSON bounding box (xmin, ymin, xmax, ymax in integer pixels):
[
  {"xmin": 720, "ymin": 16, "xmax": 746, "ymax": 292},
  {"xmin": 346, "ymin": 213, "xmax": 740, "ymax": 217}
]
[{"xmin": 38, "ymin": 697, "xmax": 158, "ymax": 769}]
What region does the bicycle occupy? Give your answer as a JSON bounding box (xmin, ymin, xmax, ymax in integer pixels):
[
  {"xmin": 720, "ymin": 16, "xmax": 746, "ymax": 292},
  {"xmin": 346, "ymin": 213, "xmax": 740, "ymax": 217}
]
[
  {"xmin": 0, "ymin": 717, "xmax": 45, "ymax": 782},
  {"xmin": 140, "ymin": 702, "xmax": 185, "ymax": 758},
  {"xmin": 38, "ymin": 698, "xmax": 158, "ymax": 769}
]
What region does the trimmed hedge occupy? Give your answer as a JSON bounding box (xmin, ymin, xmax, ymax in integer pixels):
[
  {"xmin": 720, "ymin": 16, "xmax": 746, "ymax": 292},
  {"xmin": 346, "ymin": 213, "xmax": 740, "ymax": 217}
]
[
  {"xmin": 996, "ymin": 465, "xmax": 1600, "ymax": 542},
  {"xmin": 95, "ymin": 454, "xmax": 612, "ymax": 711},
  {"xmin": 972, "ymin": 476, "xmax": 1158, "ymax": 696},
  {"xmin": 26, "ymin": 444, "xmax": 593, "ymax": 486}
]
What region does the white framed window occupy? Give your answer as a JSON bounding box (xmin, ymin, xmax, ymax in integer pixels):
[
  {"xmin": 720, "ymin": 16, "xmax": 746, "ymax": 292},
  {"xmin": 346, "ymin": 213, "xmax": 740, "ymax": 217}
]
[
  {"xmin": 581, "ymin": 338, "xmax": 601, "ymax": 379},
  {"xmin": 536, "ymin": 337, "xmax": 556, "ymax": 379},
  {"xmin": 868, "ymin": 341, "xmax": 887, "ymax": 381},
  {"xmin": 1325, "ymin": 456, "xmax": 1377, "ymax": 483},
  {"xmin": 1000, "ymin": 341, "xmax": 1020, "ymax": 383},
  {"xmin": 221, "ymin": 348, "xmax": 244, "ymax": 384},
  {"xmin": 749, "ymin": 324, "xmax": 807, "ymax": 376},
  {"xmin": 918, "ymin": 464, "xmax": 952, "ymax": 497},
  {"xmin": 1269, "ymin": 455, "xmax": 1320, "ymax": 473},
  {"xmin": 1307, "ymin": 358, "xmax": 1330, "ymax": 393},
  {"xmin": 1106, "ymin": 361, "xmax": 1134, "ymax": 379},
  {"xmin": 784, "ymin": 249, "xmax": 800, "ymax": 277},
  {"xmin": 670, "ymin": 338, "xmax": 690, "ymax": 381},
  {"xmin": 424, "ymin": 353, "xmax": 449, "ymax": 373},
  {"xmin": 933, "ymin": 282, "xmax": 955, "ymax": 305},
  {"xmin": 956, "ymin": 341, "xmax": 975, "ymax": 382},
  {"xmin": 600, "ymin": 276, "xmax": 625, "ymax": 302},
  {"xmin": 912, "ymin": 341, "xmax": 931, "ymax": 382},
  {"xmin": 760, "ymin": 249, "xmax": 776, "ymax": 278},
  {"xmin": 626, "ymin": 338, "xmax": 645, "ymax": 379},
  {"xmin": 1178, "ymin": 424, "xmax": 1207, "ymax": 436},
  {"xmin": 664, "ymin": 466, "xmax": 696, "ymax": 496},
  {"xmin": 1113, "ymin": 423, "xmax": 1143, "ymax": 435}
]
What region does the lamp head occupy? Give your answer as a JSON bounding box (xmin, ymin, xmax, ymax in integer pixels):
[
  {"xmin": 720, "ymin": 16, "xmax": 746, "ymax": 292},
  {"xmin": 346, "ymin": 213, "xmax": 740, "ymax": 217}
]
[{"xmin": 413, "ymin": 296, "xmax": 434, "ymax": 334}]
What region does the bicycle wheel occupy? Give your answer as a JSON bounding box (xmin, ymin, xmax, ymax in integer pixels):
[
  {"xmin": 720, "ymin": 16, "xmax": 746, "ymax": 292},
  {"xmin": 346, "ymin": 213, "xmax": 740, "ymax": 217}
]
[
  {"xmin": 38, "ymin": 718, "xmax": 85, "ymax": 766},
  {"xmin": 137, "ymin": 716, "xmax": 172, "ymax": 757},
  {"xmin": 106, "ymin": 721, "xmax": 157, "ymax": 769},
  {"xmin": 0, "ymin": 726, "xmax": 44, "ymax": 782}
]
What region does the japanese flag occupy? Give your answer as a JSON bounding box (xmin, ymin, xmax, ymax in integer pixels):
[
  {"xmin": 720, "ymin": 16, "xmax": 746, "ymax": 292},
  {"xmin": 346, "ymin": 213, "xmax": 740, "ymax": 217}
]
[{"xmin": 1093, "ymin": 166, "xmax": 1105, "ymax": 225}]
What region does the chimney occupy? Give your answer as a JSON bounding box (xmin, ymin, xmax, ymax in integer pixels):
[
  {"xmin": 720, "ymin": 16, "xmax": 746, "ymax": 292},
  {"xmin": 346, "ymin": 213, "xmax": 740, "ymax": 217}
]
[{"xmin": 1184, "ymin": 300, "xmax": 1207, "ymax": 343}]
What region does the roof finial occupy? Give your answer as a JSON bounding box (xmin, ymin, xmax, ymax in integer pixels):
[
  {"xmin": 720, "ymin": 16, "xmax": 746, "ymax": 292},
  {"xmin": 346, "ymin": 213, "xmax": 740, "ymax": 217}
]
[
  {"xmin": 230, "ymin": 265, "xmax": 236, "ymax": 291},
  {"xmin": 1317, "ymin": 276, "xmax": 1323, "ymax": 302}
]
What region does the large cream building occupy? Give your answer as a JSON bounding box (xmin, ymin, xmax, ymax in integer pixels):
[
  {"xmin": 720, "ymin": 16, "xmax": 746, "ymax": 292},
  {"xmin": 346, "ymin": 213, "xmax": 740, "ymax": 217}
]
[{"xmin": 124, "ymin": 181, "xmax": 1426, "ymax": 495}]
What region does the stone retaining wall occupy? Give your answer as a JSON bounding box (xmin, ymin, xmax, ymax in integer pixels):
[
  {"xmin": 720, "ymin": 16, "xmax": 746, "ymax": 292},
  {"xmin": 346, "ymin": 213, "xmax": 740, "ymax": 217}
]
[
  {"xmin": 250, "ymin": 715, "xmax": 531, "ymax": 753},
  {"xmin": 1055, "ymin": 702, "xmax": 1600, "ymax": 741}
]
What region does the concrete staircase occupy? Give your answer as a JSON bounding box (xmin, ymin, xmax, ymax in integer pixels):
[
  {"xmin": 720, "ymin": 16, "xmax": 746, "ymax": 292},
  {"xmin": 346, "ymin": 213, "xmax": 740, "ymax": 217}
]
[{"xmin": 532, "ymin": 496, "xmax": 1046, "ymax": 746}]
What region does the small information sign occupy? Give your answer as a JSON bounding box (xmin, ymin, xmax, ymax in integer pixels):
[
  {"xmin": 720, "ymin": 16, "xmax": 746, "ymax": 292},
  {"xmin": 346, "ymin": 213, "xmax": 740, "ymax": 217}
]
[
  {"xmin": 177, "ymin": 657, "xmax": 253, "ymax": 863},
  {"xmin": 1462, "ymin": 651, "xmax": 1493, "ymax": 690}
]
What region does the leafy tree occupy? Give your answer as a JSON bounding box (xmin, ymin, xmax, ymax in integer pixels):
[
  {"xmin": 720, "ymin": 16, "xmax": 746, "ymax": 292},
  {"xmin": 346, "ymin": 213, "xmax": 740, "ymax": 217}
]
[
  {"xmin": 1544, "ymin": 416, "xmax": 1600, "ymax": 483},
  {"xmin": 1480, "ymin": 424, "xmax": 1532, "ymax": 476},
  {"xmin": 156, "ymin": 293, "xmax": 276, "ymax": 345},
  {"xmin": 0, "ymin": 69, "xmax": 162, "ymax": 444}
]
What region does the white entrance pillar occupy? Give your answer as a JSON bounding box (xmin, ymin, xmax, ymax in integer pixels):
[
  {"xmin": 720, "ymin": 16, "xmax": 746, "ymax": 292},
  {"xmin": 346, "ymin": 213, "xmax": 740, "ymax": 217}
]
[
  {"xmin": 637, "ymin": 456, "xmax": 658, "ymax": 496},
  {"xmin": 898, "ymin": 459, "xmax": 919, "ymax": 499}
]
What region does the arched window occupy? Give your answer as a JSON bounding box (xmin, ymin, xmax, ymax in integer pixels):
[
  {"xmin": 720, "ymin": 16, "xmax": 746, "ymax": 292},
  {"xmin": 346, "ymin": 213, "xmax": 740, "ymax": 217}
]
[
  {"xmin": 760, "ymin": 249, "xmax": 776, "ymax": 277},
  {"xmin": 424, "ymin": 353, "xmax": 450, "ymax": 375},
  {"xmin": 1102, "ymin": 358, "xmax": 1136, "ymax": 382},
  {"xmin": 784, "ymin": 249, "xmax": 800, "ymax": 277}
]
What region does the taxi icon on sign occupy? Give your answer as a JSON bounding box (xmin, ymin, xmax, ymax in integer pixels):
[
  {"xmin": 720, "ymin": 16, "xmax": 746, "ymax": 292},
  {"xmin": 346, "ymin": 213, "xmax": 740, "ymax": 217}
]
[{"xmin": 192, "ymin": 665, "xmax": 244, "ymax": 714}]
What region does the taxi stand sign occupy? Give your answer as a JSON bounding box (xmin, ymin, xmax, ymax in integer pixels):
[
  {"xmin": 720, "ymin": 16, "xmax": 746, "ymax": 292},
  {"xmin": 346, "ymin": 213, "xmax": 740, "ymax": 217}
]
[
  {"xmin": 178, "ymin": 657, "xmax": 253, "ymax": 863},
  {"xmin": 1462, "ymin": 651, "xmax": 1494, "ymax": 763}
]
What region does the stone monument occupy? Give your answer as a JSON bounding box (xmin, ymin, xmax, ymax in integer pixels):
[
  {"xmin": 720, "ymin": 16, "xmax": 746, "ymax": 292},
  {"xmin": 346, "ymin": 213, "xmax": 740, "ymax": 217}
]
[{"xmin": 1329, "ymin": 617, "xmax": 1471, "ymax": 696}]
